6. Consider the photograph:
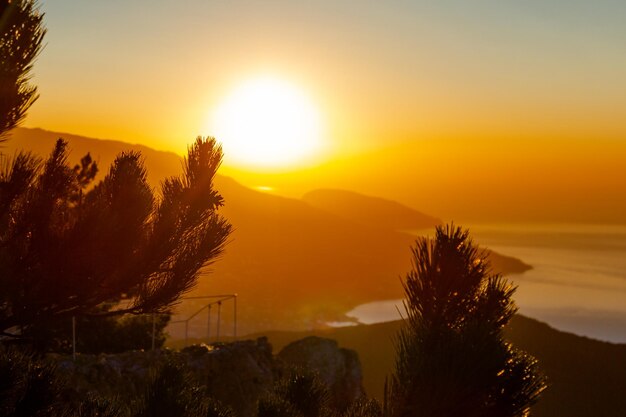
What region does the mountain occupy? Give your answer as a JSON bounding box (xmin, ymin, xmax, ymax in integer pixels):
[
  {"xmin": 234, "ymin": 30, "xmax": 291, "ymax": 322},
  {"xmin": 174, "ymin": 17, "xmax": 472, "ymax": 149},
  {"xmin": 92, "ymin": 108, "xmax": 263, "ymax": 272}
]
[
  {"xmin": 4, "ymin": 127, "xmax": 530, "ymax": 334},
  {"xmin": 5, "ymin": 127, "xmax": 183, "ymax": 186},
  {"xmin": 303, "ymin": 188, "xmax": 441, "ymax": 231},
  {"xmin": 240, "ymin": 137, "xmax": 626, "ymax": 225},
  {"xmin": 249, "ymin": 315, "xmax": 626, "ymax": 417}
]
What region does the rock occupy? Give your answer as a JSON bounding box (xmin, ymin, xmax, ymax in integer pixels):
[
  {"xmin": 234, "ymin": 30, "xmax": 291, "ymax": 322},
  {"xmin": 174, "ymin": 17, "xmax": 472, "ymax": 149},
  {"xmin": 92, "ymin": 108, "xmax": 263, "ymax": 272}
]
[
  {"xmin": 186, "ymin": 338, "xmax": 276, "ymax": 417},
  {"xmin": 278, "ymin": 336, "xmax": 365, "ymax": 409},
  {"xmin": 52, "ymin": 336, "xmax": 365, "ymax": 416},
  {"xmin": 53, "ymin": 339, "xmax": 276, "ymax": 417}
]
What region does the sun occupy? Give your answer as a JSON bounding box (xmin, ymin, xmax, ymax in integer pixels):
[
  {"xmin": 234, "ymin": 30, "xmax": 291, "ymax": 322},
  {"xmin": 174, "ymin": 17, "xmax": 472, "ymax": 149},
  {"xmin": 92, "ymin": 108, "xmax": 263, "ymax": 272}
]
[{"xmin": 209, "ymin": 77, "xmax": 323, "ymax": 168}]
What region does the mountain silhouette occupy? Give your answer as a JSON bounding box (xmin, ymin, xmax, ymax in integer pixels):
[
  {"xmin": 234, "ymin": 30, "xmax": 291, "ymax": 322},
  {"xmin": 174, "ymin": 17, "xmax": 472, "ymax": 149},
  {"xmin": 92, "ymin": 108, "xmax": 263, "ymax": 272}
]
[{"xmin": 303, "ymin": 188, "xmax": 441, "ymax": 231}]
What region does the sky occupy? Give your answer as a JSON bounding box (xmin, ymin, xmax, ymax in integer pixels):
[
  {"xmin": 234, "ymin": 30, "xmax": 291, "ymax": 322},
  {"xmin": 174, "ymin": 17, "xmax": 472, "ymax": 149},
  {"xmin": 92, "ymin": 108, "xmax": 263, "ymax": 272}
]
[{"xmin": 20, "ymin": 0, "xmax": 626, "ymax": 222}]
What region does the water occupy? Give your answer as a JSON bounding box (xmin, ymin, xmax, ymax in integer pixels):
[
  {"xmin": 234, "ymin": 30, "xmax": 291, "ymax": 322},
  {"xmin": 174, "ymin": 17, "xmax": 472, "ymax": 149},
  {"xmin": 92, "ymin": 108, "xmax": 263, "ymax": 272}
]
[{"xmin": 346, "ymin": 224, "xmax": 626, "ymax": 343}]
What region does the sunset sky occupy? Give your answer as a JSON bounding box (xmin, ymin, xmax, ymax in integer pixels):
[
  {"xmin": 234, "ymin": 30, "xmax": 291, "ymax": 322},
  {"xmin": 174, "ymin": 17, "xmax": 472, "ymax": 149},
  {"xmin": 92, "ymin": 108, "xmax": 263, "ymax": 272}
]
[{"xmin": 20, "ymin": 1, "xmax": 626, "ymax": 223}]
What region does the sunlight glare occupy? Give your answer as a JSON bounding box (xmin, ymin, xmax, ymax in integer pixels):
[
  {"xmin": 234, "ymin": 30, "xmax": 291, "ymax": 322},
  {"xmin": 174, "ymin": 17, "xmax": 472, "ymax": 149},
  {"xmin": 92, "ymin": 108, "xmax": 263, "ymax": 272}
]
[{"xmin": 210, "ymin": 77, "xmax": 323, "ymax": 168}]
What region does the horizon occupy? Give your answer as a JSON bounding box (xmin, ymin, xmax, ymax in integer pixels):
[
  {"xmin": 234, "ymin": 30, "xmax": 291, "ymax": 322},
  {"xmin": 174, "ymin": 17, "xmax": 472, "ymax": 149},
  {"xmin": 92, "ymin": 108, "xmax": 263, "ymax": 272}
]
[{"xmin": 7, "ymin": 125, "xmax": 626, "ymax": 225}]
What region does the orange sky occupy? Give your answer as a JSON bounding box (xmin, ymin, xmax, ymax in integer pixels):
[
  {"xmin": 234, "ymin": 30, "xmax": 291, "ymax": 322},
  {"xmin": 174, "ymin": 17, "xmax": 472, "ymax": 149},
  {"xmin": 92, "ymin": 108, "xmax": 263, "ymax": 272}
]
[{"xmin": 18, "ymin": 1, "xmax": 626, "ymax": 223}]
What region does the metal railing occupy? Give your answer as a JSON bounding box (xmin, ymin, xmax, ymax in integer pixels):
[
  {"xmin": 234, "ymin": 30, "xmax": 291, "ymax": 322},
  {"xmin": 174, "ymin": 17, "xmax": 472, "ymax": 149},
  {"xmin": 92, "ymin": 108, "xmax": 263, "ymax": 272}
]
[
  {"xmin": 69, "ymin": 293, "xmax": 238, "ymax": 359},
  {"xmin": 169, "ymin": 294, "xmax": 238, "ymax": 347}
]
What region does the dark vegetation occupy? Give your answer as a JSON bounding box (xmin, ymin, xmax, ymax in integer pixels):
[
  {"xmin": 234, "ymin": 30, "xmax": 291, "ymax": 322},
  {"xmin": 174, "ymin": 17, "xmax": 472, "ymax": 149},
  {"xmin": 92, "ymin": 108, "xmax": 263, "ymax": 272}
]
[
  {"xmin": 6, "ymin": 312, "xmax": 626, "ymax": 417},
  {"xmin": 258, "ymin": 370, "xmax": 333, "ymax": 417},
  {"xmin": 0, "ymin": 0, "xmax": 44, "ymax": 140},
  {"xmin": 387, "ymin": 225, "xmax": 545, "ymax": 416},
  {"xmin": 28, "ymin": 314, "xmax": 171, "ymax": 354},
  {"xmin": 0, "ymin": 345, "xmax": 61, "ymax": 417},
  {"xmin": 0, "ymin": 135, "xmax": 231, "ymax": 340}
]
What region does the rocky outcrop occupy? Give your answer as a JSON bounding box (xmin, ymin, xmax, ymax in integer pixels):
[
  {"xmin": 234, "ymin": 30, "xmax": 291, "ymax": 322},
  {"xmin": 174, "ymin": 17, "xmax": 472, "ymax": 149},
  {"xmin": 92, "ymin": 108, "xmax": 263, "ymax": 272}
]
[
  {"xmin": 55, "ymin": 338, "xmax": 275, "ymax": 416},
  {"xmin": 278, "ymin": 336, "xmax": 365, "ymax": 410},
  {"xmin": 53, "ymin": 336, "xmax": 363, "ymax": 417},
  {"xmin": 183, "ymin": 338, "xmax": 275, "ymax": 417}
]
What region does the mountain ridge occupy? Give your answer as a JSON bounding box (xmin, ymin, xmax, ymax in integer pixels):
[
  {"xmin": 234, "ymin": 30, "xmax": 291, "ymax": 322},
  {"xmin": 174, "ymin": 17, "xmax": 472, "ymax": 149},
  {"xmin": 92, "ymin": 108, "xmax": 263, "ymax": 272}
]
[{"xmin": 303, "ymin": 188, "xmax": 442, "ymax": 231}]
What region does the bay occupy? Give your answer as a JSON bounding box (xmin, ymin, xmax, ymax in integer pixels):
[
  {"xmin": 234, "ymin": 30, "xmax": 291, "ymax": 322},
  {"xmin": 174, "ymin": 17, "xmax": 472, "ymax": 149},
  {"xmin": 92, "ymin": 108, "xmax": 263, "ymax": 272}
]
[{"xmin": 346, "ymin": 224, "xmax": 626, "ymax": 343}]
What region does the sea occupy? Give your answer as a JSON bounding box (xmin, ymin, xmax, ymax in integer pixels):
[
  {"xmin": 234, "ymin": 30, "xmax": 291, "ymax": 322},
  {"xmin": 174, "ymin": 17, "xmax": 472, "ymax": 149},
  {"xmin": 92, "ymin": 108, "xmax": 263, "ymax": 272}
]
[{"xmin": 345, "ymin": 224, "xmax": 626, "ymax": 344}]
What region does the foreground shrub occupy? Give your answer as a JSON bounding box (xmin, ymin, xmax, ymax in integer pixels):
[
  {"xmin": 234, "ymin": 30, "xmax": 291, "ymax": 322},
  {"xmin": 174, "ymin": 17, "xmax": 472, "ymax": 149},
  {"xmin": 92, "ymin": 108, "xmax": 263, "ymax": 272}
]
[
  {"xmin": 388, "ymin": 224, "xmax": 546, "ymax": 417},
  {"xmin": 0, "ymin": 346, "xmax": 61, "ymax": 417}
]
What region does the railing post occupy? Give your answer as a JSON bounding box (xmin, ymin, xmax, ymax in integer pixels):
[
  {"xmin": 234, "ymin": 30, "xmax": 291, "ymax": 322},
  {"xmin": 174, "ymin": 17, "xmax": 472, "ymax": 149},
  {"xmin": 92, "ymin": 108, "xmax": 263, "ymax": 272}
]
[
  {"xmin": 216, "ymin": 301, "xmax": 221, "ymax": 342},
  {"xmin": 72, "ymin": 316, "xmax": 76, "ymax": 361},
  {"xmin": 185, "ymin": 320, "xmax": 189, "ymax": 347},
  {"xmin": 233, "ymin": 294, "xmax": 237, "ymax": 340},
  {"xmin": 171, "ymin": 294, "xmax": 238, "ymax": 347},
  {"xmin": 151, "ymin": 313, "xmax": 156, "ymax": 351},
  {"xmin": 207, "ymin": 304, "xmax": 212, "ymax": 342}
]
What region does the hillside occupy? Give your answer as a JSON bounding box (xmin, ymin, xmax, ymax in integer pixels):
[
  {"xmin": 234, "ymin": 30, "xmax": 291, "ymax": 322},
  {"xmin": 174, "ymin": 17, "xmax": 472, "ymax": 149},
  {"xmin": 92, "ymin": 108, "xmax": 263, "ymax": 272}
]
[
  {"xmin": 303, "ymin": 189, "xmax": 442, "ymax": 231},
  {"xmin": 5, "ymin": 127, "xmax": 183, "ymax": 186},
  {"xmin": 251, "ymin": 315, "xmax": 626, "ymax": 417},
  {"xmin": 4, "ymin": 127, "xmax": 530, "ymax": 334}
]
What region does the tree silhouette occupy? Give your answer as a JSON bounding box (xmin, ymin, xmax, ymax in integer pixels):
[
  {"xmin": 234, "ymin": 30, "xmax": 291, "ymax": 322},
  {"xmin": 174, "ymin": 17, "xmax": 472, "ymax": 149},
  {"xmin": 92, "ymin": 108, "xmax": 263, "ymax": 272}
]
[
  {"xmin": 0, "ymin": 137, "xmax": 231, "ymax": 336},
  {"xmin": 0, "ymin": 345, "xmax": 63, "ymax": 417},
  {"xmin": 26, "ymin": 313, "xmax": 171, "ymax": 354},
  {"xmin": 0, "ymin": 0, "xmax": 45, "ymax": 140},
  {"xmin": 259, "ymin": 369, "xmax": 331, "ymax": 417},
  {"xmin": 388, "ymin": 224, "xmax": 546, "ymax": 417}
]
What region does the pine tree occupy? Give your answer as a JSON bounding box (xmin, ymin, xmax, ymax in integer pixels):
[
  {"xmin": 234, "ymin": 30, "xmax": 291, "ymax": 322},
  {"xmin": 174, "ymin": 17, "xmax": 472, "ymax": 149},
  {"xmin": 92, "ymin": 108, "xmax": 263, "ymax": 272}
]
[
  {"xmin": 0, "ymin": 0, "xmax": 46, "ymax": 139},
  {"xmin": 0, "ymin": 137, "xmax": 231, "ymax": 336},
  {"xmin": 388, "ymin": 224, "xmax": 546, "ymax": 417}
]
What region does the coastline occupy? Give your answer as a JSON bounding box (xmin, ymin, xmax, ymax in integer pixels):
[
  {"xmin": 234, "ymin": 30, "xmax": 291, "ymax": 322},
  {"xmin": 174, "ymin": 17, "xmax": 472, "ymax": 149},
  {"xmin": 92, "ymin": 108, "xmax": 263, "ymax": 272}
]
[{"xmin": 339, "ymin": 224, "xmax": 626, "ymax": 343}]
